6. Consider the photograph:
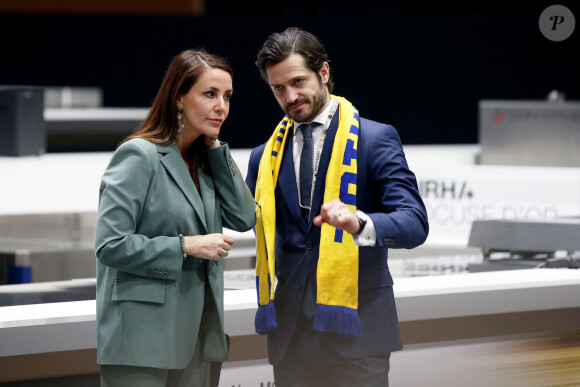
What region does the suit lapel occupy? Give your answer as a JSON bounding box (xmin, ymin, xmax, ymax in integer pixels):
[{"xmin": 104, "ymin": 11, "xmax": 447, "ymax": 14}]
[
  {"xmin": 277, "ymin": 124, "xmax": 307, "ymax": 232},
  {"xmin": 198, "ymin": 167, "xmax": 216, "ymax": 232},
  {"xmin": 158, "ymin": 142, "xmax": 208, "ymax": 233},
  {"xmin": 309, "ymin": 113, "xmax": 339, "ymax": 233}
]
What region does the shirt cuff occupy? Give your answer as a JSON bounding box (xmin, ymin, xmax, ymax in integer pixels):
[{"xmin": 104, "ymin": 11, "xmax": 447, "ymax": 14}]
[{"xmin": 352, "ymin": 210, "xmax": 376, "ymax": 247}]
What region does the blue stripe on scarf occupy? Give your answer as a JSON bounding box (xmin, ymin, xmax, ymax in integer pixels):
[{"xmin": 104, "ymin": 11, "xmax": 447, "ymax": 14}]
[
  {"xmin": 255, "ymin": 301, "xmax": 277, "ymax": 335},
  {"xmin": 339, "ymin": 172, "xmax": 357, "ymax": 206},
  {"xmin": 313, "ymin": 304, "xmax": 362, "ymax": 336},
  {"xmin": 334, "ymin": 229, "xmax": 343, "ymax": 243},
  {"xmin": 342, "ymin": 139, "xmax": 357, "ymax": 166},
  {"xmin": 255, "ymin": 275, "xmax": 278, "ymax": 335}
]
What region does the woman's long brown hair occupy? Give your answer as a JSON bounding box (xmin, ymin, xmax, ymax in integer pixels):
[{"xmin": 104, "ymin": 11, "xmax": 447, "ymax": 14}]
[{"xmin": 121, "ymin": 49, "xmax": 233, "ymax": 175}]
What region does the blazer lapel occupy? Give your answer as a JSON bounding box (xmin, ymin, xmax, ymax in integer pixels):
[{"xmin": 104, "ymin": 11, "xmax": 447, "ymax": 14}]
[
  {"xmin": 197, "ymin": 167, "xmax": 216, "ymax": 232},
  {"xmin": 309, "ymin": 113, "xmax": 339, "ymax": 233},
  {"xmin": 277, "ymin": 124, "xmax": 307, "ymax": 232},
  {"xmin": 158, "ymin": 142, "xmax": 208, "ymax": 233}
]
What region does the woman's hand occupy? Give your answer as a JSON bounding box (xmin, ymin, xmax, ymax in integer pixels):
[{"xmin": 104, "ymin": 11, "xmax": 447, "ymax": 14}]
[
  {"xmin": 184, "ymin": 233, "xmax": 234, "ymax": 261},
  {"xmin": 204, "ymin": 135, "xmax": 221, "ymax": 149}
]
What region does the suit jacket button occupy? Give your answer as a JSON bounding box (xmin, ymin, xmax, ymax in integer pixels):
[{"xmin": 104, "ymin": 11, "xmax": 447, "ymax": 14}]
[
  {"xmin": 306, "ymin": 242, "xmax": 313, "ymax": 250},
  {"xmin": 298, "ymin": 282, "xmax": 304, "ymax": 289}
]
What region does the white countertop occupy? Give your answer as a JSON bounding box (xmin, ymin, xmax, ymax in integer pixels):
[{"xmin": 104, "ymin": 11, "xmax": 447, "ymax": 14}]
[
  {"xmin": 2, "ymin": 268, "xmax": 580, "ymax": 357},
  {"xmin": 393, "ymin": 268, "xmax": 580, "ymax": 321}
]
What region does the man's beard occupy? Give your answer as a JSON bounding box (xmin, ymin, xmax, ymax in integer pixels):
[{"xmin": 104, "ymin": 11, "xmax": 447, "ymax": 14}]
[{"xmin": 284, "ymin": 85, "xmax": 328, "ymax": 123}]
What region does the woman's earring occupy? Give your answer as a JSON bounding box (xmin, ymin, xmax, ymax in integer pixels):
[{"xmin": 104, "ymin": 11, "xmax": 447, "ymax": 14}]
[{"xmin": 176, "ymin": 106, "xmax": 184, "ymax": 138}]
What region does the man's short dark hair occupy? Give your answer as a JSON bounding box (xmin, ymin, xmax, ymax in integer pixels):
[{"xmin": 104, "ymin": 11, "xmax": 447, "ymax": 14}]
[{"xmin": 255, "ymin": 27, "xmax": 334, "ymax": 94}]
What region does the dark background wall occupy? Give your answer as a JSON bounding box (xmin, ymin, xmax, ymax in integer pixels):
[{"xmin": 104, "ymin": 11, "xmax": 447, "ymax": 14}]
[{"xmin": 0, "ymin": 1, "xmax": 577, "ymax": 150}]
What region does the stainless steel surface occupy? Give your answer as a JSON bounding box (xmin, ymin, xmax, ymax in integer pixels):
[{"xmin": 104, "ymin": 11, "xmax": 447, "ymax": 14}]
[
  {"xmin": 467, "ymin": 217, "xmax": 580, "ymax": 271},
  {"xmin": 44, "ymin": 87, "xmax": 103, "ymax": 108},
  {"xmin": 44, "ymin": 107, "xmax": 149, "ymax": 150},
  {"xmin": 0, "ymin": 213, "xmax": 97, "ymax": 283},
  {"xmin": 468, "ymin": 218, "xmax": 580, "ymax": 254},
  {"xmin": 0, "ymin": 212, "xmax": 97, "ymax": 241},
  {"xmin": 0, "ymin": 278, "xmax": 95, "ymax": 307},
  {"xmin": 478, "ymin": 99, "xmax": 580, "ymax": 167},
  {"xmin": 0, "ymin": 212, "xmax": 256, "ymax": 284},
  {"xmin": 44, "ymin": 107, "xmax": 149, "ymax": 134}
]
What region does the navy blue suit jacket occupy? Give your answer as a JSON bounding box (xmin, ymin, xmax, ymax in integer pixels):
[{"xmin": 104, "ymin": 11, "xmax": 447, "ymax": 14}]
[{"xmin": 246, "ymin": 113, "xmax": 429, "ymax": 365}]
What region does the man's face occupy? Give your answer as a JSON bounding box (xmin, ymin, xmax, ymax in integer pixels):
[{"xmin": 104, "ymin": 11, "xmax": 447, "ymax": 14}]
[{"xmin": 265, "ymin": 53, "xmax": 330, "ymax": 122}]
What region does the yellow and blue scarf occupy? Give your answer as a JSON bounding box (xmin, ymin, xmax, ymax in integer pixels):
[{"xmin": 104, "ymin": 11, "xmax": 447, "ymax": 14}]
[{"xmin": 254, "ymin": 95, "xmax": 361, "ymax": 336}]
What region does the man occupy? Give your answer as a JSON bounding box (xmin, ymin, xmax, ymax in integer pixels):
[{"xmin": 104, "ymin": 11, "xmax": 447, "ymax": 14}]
[{"xmin": 245, "ymin": 27, "xmax": 428, "ymax": 386}]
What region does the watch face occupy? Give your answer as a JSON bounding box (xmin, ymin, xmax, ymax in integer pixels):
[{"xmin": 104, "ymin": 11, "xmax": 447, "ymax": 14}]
[{"xmin": 354, "ymin": 211, "xmax": 367, "ymax": 235}]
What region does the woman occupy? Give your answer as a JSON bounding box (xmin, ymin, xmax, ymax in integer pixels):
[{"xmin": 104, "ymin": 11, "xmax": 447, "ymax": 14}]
[{"xmin": 95, "ymin": 49, "xmax": 256, "ymax": 386}]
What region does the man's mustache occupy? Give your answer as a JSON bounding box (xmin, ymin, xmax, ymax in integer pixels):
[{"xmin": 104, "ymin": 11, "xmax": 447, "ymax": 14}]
[{"xmin": 286, "ymin": 98, "xmax": 308, "ymax": 111}]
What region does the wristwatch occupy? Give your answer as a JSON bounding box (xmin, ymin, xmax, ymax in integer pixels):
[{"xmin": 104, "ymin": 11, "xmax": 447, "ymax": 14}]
[{"xmin": 352, "ymin": 210, "xmax": 368, "ymax": 236}]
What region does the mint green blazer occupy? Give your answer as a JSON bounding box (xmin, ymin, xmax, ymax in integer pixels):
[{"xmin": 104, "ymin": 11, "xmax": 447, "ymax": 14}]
[{"xmin": 95, "ymin": 138, "xmax": 256, "ymax": 369}]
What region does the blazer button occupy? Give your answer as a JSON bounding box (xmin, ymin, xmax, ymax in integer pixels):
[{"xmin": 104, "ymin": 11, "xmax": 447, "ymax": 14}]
[
  {"xmin": 306, "ymin": 242, "xmax": 313, "ymax": 250},
  {"xmin": 384, "ymin": 238, "xmax": 395, "ymax": 246},
  {"xmin": 297, "ymin": 282, "xmax": 305, "ymax": 289}
]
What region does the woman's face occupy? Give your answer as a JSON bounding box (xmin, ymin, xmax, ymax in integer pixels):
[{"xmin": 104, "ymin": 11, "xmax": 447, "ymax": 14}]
[{"xmin": 177, "ymin": 68, "xmax": 233, "ymax": 140}]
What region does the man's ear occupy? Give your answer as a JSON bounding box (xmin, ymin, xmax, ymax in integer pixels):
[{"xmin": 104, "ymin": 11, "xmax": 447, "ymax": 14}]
[{"xmin": 319, "ymin": 62, "xmax": 330, "ymax": 84}]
